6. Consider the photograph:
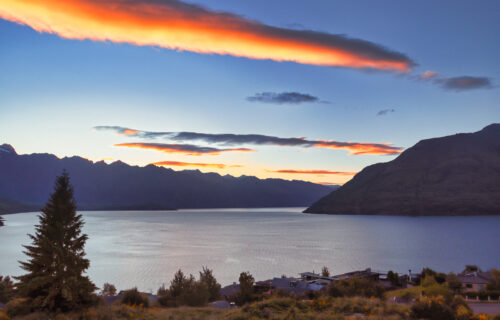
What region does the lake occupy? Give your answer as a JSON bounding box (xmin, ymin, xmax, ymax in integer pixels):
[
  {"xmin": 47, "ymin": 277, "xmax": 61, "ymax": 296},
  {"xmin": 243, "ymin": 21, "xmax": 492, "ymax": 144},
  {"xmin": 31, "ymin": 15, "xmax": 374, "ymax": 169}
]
[{"xmin": 1, "ymin": 208, "xmax": 499, "ymax": 293}]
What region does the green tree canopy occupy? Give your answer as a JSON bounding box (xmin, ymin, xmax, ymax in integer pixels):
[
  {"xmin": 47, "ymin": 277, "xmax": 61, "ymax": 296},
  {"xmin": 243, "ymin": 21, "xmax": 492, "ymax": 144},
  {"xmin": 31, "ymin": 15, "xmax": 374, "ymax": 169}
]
[
  {"xmin": 199, "ymin": 267, "xmax": 221, "ymax": 302},
  {"xmin": 16, "ymin": 171, "xmax": 96, "ymax": 312}
]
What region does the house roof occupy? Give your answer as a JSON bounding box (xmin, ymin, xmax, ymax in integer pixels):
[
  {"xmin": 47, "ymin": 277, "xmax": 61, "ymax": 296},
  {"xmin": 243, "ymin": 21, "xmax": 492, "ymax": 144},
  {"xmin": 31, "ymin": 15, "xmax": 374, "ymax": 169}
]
[
  {"xmin": 300, "ymin": 272, "xmax": 321, "ymax": 278},
  {"xmin": 457, "ymin": 271, "xmax": 494, "ymax": 284},
  {"xmin": 333, "ymin": 268, "xmax": 380, "ymax": 280}
]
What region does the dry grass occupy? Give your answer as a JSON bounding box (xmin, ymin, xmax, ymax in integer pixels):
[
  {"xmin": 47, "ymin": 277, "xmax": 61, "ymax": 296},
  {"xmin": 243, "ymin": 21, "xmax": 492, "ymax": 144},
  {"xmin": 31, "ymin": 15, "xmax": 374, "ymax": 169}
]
[{"xmin": 8, "ymin": 297, "xmax": 413, "ymax": 320}]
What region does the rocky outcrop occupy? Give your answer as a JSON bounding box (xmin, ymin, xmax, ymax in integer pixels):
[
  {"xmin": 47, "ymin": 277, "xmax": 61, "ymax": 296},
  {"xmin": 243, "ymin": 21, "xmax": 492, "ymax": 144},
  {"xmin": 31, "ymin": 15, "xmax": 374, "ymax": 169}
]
[{"xmin": 305, "ymin": 124, "xmax": 500, "ymax": 216}]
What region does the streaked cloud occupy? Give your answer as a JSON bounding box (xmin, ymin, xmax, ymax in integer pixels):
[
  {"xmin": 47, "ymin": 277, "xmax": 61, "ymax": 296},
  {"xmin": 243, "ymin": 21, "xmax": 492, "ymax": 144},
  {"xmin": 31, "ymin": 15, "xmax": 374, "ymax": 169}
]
[
  {"xmin": 247, "ymin": 92, "xmax": 324, "ymax": 104},
  {"xmin": 376, "ymin": 108, "xmax": 395, "ymax": 116},
  {"xmin": 414, "ymin": 72, "xmax": 493, "ymax": 91},
  {"xmin": 0, "ymin": 0, "xmax": 414, "ymax": 71},
  {"xmin": 269, "ymin": 169, "xmax": 357, "ymax": 175},
  {"xmin": 96, "ymin": 126, "xmax": 403, "ymax": 156},
  {"xmin": 436, "ymin": 76, "xmax": 493, "ymax": 91},
  {"xmin": 151, "ymin": 161, "xmax": 242, "ymax": 169},
  {"xmin": 114, "ymin": 142, "xmax": 254, "ymax": 156},
  {"xmin": 418, "ymin": 70, "xmax": 439, "ymax": 81}
]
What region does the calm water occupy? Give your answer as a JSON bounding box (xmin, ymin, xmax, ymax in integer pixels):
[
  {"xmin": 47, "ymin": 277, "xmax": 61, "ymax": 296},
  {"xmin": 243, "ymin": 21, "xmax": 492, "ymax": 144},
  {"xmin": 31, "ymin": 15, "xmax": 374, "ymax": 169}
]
[{"xmin": 1, "ymin": 208, "xmax": 499, "ymax": 293}]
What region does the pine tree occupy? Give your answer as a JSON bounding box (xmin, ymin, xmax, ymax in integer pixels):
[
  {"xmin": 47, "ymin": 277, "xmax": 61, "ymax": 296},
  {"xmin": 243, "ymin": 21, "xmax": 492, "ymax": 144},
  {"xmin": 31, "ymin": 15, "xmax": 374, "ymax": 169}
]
[
  {"xmin": 16, "ymin": 171, "xmax": 96, "ymax": 312},
  {"xmin": 199, "ymin": 267, "xmax": 221, "ymax": 302}
]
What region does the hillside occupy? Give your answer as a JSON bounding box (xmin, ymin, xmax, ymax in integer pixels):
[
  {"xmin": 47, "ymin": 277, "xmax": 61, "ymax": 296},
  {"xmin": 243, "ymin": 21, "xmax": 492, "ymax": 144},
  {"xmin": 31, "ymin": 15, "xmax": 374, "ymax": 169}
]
[
  {"xmin": 305, "ymin": 124, "xmax": 500, "ymax": 216},
  {"xmin": 0, "ymin": 144, "xmax": 331, "ymax": 211}
]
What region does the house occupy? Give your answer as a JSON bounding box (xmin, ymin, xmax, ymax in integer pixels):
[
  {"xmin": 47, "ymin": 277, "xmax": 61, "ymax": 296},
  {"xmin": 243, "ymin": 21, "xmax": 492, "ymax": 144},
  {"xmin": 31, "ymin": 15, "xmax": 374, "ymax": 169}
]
[
  {"xmin": 254, "ymin": 279, "xmax": 272, "ymax": 294},
  {"xmin": 271, "ymin": 276, "xmax": 326, "ymax": 295},
  {"xmin": 299, "ymin": 272, "xmax": 321, "ymax": 281},
  {"xmin": 457, "ymin": 271, "xmax": 494, "ymax": 292},
  {"xmin": 332, "ymin": 268, "xmax": 381, "ymax": 281}
]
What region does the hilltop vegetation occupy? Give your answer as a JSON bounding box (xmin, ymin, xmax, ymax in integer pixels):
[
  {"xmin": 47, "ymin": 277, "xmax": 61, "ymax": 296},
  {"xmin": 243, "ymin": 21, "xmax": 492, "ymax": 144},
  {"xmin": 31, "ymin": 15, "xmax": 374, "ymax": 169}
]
[{"xmin": 306, "ymin": 124, "xmax": 500, "ymax": 216}]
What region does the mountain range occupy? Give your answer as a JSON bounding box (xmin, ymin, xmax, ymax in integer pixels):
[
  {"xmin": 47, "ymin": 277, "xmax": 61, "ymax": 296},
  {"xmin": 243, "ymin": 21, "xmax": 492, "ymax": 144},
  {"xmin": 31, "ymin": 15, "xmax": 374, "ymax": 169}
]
[
  {"xmin": 305, "ymin": 124, "xmax": 500, "ymax": 216},
  {"xmin": 0, "ymin": 144, "xmax": 332, "ymax": 214}
]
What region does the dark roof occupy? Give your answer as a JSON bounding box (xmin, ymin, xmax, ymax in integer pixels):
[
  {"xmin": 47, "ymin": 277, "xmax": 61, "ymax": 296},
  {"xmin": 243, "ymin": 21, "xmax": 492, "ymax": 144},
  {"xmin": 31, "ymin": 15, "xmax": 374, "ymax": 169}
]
[
  {"xmin": 458, "ymin": 272, "xmax": 494, "ymax": 284},
  {"xmin": 333, "ymin": 268, "xmax": 380, "ymax": 280}
]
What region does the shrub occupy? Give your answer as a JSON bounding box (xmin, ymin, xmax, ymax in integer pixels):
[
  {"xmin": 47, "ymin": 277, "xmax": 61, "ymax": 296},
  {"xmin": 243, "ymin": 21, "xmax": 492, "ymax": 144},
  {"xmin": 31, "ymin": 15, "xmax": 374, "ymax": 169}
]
[
  {"xmin": 157, "ymin": 269, "xmax": 211, "ymax": 307},
  {"xmin": 199, "ymin": 267, "xmax": 221, "ymax": 302},
  {"xmin": 0, "ymin": 276, "xmax": 15, "ymax": 304},
  {"xmin": 100, "ymin": 283, "xmax": 117, "ymax": 296},
  {"xmin": 410, "ymin": 295, "xmax": 455, "ymax": 320},
  {"xmin": 321, "ymin": 266, "xmax": 330, "ymax": 277},
  {"xmin": 387, "ymin": 270, "xmax": 401, "ymax": 286},
  {"xmin": 5, "ymin": 298, "xmax": 31, "ymax": 318},
  {"xmin": 232, "ymin": 271, "xmax": 257, "ymax": 306},
  {"xmin": 446, "ymin": 273, "xmax": 462, "ymax": 293},
  {"xmin": 120, "ymin": 288, "xmax": 149, "ymax": 307},
  {"xmin": 328, "ymin": 277, "xmax": 385, "ymax": 298}
]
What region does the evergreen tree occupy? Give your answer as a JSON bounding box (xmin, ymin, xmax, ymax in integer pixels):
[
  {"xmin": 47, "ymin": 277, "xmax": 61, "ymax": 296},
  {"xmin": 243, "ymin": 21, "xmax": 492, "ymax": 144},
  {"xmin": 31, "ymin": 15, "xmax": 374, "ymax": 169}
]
[
  {"xmin": 16, "ymin": 172, "xmax": 96, "ymax": 312},
  {"xmin": 0, "ymin": 215, "xmax": 4, "ymax": 226},
  {"xmin": 321, "ymin": 266, "xmax": 330, "ymax": 277},
  {"xmin": 199, "ymin": 267, "xmax": 221, "ymax": 302},
  {"xmin": 235, "ymin": 271, "xmax": 255, "ymax": 305}
]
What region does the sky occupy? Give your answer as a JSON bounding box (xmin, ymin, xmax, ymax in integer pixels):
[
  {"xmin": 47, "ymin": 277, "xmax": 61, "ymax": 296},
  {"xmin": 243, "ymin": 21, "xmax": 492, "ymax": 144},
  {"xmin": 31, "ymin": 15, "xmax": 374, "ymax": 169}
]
[{"xmin": 0, "ymin": 0, "xmax": 499, "ymax": 185}]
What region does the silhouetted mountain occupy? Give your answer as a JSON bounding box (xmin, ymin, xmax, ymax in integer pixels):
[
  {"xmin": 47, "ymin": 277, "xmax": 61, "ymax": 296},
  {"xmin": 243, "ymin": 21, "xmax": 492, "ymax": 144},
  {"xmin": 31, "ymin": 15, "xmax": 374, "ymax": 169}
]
[
  {"xmin": 0, "ymin": 197, "xmax": 39, "ymax": 215},
  {"xmin": 305, "ymin": 124, "xmax": 500, "ymax": 216},
  {"xmin": 0, "ymin": 144, "xmax": 331, "ymax": 211}
]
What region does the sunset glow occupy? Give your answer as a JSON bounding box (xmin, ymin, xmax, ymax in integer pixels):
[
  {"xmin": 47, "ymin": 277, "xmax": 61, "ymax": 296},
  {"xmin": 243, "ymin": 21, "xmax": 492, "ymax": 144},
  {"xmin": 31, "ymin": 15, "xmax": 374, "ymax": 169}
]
[
  {"xmin": 270, "ymin": 169, "xmax": 357, "ymax": 176},
  {"xmin": 0, "ymin": 0, "xmax": 413, "ymax": 71},
  {"xmin": 152, "ymin": 160, "xmax": 242, "ymax": 169},
  {"xmin": 114, "ymin": 142, "xmax": 254, "ymax": 156}
]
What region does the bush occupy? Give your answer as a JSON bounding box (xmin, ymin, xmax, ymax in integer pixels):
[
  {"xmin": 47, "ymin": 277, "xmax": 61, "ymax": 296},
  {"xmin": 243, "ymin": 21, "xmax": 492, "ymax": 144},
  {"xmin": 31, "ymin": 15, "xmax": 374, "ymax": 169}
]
[
  {"xmin": 328, "ymin": 277, "xmax": 385, "ymax": 298},
  {"xmin": 410, "ymin": 295, "xmax": 454, "ymax": 320},
  {"xmin": 5, "ymin": 298, "xmax": 31, "ymax": 318},
  {"xmin": 199, "ymin": 267, "xmax": 221, "ymax": 302},
  {"xmin": 157, "ymin": 269, "xmax": 211, "ymax": 307},
  {"xmin": 0, "ymin": 276, "xmax": 15, "ymax": 304},
  {"xmin": 120, "ymin": 288, "xmax": 149, "ymax": 307},
  {"xmin": 232, "ymin": 271, "xmax": 257, "ymax": 306},
  {"xmin": 100, "ymin": 283, "xmax": 117, "ymax": 296}
]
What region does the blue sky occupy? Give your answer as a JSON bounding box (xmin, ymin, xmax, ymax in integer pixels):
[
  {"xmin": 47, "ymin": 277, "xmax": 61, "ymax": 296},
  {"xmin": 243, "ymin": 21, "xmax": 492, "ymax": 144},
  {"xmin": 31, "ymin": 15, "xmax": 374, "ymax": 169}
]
[{"xmin": 0, "ymin": 0, "xmax": 498, "ymax": 184}]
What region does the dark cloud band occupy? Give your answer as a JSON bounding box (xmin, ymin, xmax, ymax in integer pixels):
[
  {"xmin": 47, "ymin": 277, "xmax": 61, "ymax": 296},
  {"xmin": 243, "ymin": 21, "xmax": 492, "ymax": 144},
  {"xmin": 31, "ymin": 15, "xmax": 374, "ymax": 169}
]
[
  {"xmin": 96, "ymin": 126, "xmax": 402, "ymax": 155},
  {"xmin": 247, "ymin": 92, "xmax": 322, "ymax": 104}
]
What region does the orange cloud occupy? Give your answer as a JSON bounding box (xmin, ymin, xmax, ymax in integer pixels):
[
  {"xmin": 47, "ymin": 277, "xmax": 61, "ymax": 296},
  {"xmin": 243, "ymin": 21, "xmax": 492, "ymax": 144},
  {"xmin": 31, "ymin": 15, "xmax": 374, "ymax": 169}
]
[
  {"xmin": 418, "ymin": 70, "xmax": 439, "ymax": 81},
  {"xmin": 313, "ymin": 141, "xmax": 402, "ymax": 155},
  {"xmin": 123, "ymin": 129, "xmax": 139, "ymax": 136},
  {"xmin": 114, "ymin": 142, "xmax": 254, "ymax": 156},
  {"xmin": 270, "ymin": 169, "xmax": 357, "ymax": 176},
  {"xmin": 96, "ymin": 126, "xmax": 403, "ymax": 156},
  {"xmin": 152, "ymin": 161, "xmax": 242, "ymax": 169},
  {"xmin": 0, "ymin": 0, "xmax": 414, "ymax": 71}
]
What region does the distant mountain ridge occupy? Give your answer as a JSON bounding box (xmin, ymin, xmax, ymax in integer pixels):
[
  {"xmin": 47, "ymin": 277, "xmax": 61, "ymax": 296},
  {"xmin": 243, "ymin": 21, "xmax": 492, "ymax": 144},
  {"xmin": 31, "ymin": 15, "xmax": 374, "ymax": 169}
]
[
  {"xmin": 0, "ymin": 144, "xmax": 332, "ymax": 212},
  {"xmin": 305, "ymin": 124, "xmax": 500, "ymax": 216}
]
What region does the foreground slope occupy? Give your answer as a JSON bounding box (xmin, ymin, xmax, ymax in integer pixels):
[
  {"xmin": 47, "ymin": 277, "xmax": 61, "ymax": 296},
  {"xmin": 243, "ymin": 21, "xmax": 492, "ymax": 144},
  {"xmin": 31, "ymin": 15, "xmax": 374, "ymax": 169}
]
[
  {"xmin": 0, "ymin": 144, "xmax": 331, "ymax": 211},
  {"xmin": 305, "ymin": 124, "xmax": 500, "ymax": 215}
]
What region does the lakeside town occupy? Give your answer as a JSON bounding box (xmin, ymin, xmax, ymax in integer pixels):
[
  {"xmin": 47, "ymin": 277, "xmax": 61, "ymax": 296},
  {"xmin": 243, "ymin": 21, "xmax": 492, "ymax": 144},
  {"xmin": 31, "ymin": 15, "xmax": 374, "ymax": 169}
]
[{"xmin": 2, "ymin": 264, "xmax": 500, "ymax": 319}]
